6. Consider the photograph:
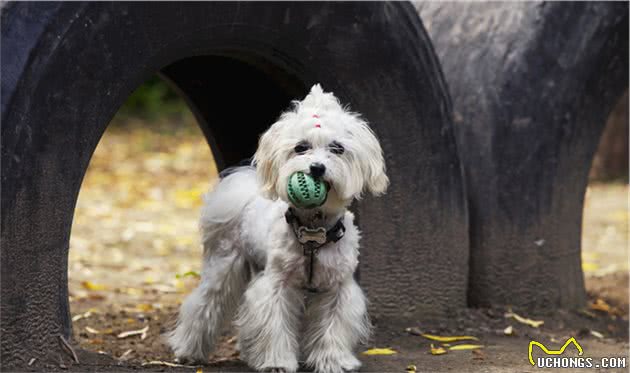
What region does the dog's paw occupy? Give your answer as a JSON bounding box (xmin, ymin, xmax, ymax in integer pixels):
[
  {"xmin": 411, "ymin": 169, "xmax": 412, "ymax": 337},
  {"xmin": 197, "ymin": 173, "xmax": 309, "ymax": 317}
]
[
  {"xmin": 174, "ymin": 355, "xmax": 206, "ymax": 365},
  {"xmin": 263, "ymin": 368, "xmax": 286, "ymax": 373},
  {"xmin": 340, "ymin": 354, "xmax": 361, "ymax": 372},
  {"xmin": 311, "ymin": 353, "xmax": 362, "ymax": 373},
  {"xmin": 259, "ymin": 359, "xmax": 298, "ymax": 373}
]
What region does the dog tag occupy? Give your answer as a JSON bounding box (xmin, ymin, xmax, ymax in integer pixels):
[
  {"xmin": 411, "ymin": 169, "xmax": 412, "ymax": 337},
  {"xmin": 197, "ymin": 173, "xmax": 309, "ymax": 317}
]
[{"xmin": 297, "ymin": 226, "xmax": 327, "ymax": 244}]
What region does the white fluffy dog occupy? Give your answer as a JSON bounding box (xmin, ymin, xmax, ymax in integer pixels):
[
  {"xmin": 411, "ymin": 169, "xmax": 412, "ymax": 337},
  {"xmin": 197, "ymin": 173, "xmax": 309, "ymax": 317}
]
[{"xmin": 167, "ymin": 84, "xmax": 388, "ymax": 373}]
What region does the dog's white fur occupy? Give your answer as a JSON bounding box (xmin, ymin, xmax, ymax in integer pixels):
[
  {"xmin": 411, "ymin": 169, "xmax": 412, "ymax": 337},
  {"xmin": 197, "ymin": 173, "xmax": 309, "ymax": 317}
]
[{"xmin": 167, "ymin": 84, "xmax": 388, "ymax": 373}]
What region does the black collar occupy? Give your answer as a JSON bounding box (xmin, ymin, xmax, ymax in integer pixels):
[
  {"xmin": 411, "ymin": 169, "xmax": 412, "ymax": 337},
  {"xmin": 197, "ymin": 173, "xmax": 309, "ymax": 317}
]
[{"xmin": 284, "ymin": 208, "xmax": 345, "ymax": 250}]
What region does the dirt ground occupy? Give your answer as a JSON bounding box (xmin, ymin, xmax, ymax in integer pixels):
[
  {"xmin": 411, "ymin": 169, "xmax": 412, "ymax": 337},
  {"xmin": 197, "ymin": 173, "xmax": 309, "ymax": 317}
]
[{"xmin": 56, "ymin": 116, "xmax": 628, "ymax": 372}]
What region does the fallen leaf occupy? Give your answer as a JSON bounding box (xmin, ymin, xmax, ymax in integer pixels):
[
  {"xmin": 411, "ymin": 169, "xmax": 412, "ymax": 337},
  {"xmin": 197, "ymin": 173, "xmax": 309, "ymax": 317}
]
[
  {"xmin": 405, "ymin": 327, "xmax": 423, "ymax": 336},
  {"xmin": 120, "ymin": 287, "xmax": 143, "ymax": 296},
  {"xmin": 143, "ymin": 276, "xmax": 156, "ymax": 285},
  {"xmin": 151, "ymin": 284, "xmax": 179, "ymax": 293},
  {"xmin": 430, "ymin": 344, "xmax": 447, "ymax": 355},
  {"xmin": 85, "ymin": 326, "xmax": 100, "ymax": 334},
  {"xmin": 362, "ymin": 348, "xmax": 397, "ymax": 355},
  {"xmin": 175, "ymin": 270, "xmax": 201, "ymax": 279},
  {"xmin": 174, "ymin": 187, "xmax": 204, "ymax": 208},
  {"xmin": 449, "ymin": 344, "xmax": 484, "ymax": 351},
  {"xmin": 590, "ymin": 299, "xmax": 611, "ymax": 313},
  {"xmin": 87, "ymin": 293, "xmax": 106, "ymax": 301},
  {"xmin": 582, "ymin": 262, "xmax": 599, "ymax": 272},
  {"xmin": 405, "ymin": 364, "xmax": 417, "ymax": 372},
  {"xmin": 472, "ymin": 349, "xmax": 486, "ymax": 360},
  {"xmin": 590, "ymin": 330, "xmax": 604, "ymax": 339},
  {"xmin": 504, "ymin": 311, "xmax": 544, "ymax": 328},
  {"xmin": 117, "ymin": 325, "xmax": 149, "ymax": 339},
  {"xmin": 579, "ymin": 309, "xmax": 597, "ymax": 319},
  {"xmin": 607, "ymin": 210, "xmax": 628, "ymax": 222},
  {"xmin": 135, "ymin": 303, "xmax": 154, "ymax": 312},
  {"xmin": 503, "ymin": 325, "xmax": 514, "ymax": 336},
  {"xmin": 82, "ymin": 281, "xmax": 107, "ymax": 291},
  {"xmin": 141, "ymin": 360, "xmax": 186, "ymax": 367},
  {"xmin": 196, "ymin": 368, "xmax": 203, "ymax": 373},
  {"xmin": 119, "ymin": 349, "xmax": 133, "ymax": 361},
  {"xmin": 421, "ymin": 334, "xmax": 479, "ymax": 343},
  {"xmin": 72, "ymin": 310, "xmax": 93, "ymax": 322}
]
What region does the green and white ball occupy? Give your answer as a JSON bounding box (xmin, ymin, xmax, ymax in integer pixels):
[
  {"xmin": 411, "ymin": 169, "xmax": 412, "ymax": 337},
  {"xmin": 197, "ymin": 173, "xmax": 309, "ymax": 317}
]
[{"xmin": 287, "ymin": 171, "xmax": 328, "ymax": 209}]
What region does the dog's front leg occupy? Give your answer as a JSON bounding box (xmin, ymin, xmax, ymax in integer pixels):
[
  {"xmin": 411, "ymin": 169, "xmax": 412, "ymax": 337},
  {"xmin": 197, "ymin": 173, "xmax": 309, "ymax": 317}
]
[
  {"xmin": 304, "ymin": 277, "xmax": 372, "ymax": 373},
  {"xmin": 236, "ymin": 271, "xmax": 303, "ymax": 373}
]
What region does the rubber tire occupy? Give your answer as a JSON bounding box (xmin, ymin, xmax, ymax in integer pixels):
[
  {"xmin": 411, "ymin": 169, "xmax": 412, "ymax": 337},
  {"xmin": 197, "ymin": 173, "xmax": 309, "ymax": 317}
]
[
  {"xmin": 417, "ymin": 2, "xmax": 628, "ymax": 310},
  {"xmin": 1, "ymin": 2, "xmax": 468, "ymax": 366}
]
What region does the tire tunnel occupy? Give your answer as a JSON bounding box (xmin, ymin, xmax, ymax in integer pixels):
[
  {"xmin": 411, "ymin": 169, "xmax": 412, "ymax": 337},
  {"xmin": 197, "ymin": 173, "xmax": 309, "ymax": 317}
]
[{"xmin": 1, "ymin": 2, "xmax": 468, "ymax": 365}]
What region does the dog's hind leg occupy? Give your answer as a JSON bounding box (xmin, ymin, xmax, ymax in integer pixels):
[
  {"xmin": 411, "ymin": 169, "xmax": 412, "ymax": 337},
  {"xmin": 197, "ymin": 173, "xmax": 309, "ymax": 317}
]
[
  {"xmin": 303, "ymin": 277, "xmax": 372, "ymax": 373},
  {"xmin": 166, "ymin": 248, "xmax": 249, "ymax": 363},
  {"xmin": 236, "ymin": 272, "xmax": 303, "ymax": 373}
]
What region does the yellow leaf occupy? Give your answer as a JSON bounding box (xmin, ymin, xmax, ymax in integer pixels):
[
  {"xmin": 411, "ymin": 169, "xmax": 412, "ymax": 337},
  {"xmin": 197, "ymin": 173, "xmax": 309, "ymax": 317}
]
[
  {"xmin": 121, "ymin": 287, "xmax": 143, "ymax": 296},
  {"xmin": 175, "ymin": 271, "xmax": 200, "ymax": 279},
  {"xmin": 82, "ymin": 281, "xmax": 107, "ymax": 291},
  {"xmin": 590, "ymin": 299, "xmax": 611, "ymax": 313},
  {"xmin": 582, "ymin": 262, "xmax": 599, "ymax": 272},
  {"xmin": 421, "ymin": 334, "xmax": 478, "ymax": 342},
  {"xmin": 175, "ymin": 236, "xmax": 194, "ymax": 246},
  {"xmin": 174, "ymin": 187, "xmax": 204, "ymax": 208},
  {"xmin": 504, "ymin": 311, "xmax": 544, "ymax": 328},
  {"xmin": 362, "ymin": 348, "xmax": 397, "ymax": 355},
  {"xmin": 430, "ymin": 344, "xmax": 447, "ymax": 355},
  {"xmin": 405, "ymin": 364, "xmax": 417, "ymax": 372},
  {"xmin": 196, "ymin": 369, "xmax": 203, "ymax": 373},
  {"xmin": 174, "ymin": 278, "xmax": 185, "ymax": 290},
  {"xmin": 135, "ymin": 303, "xmax": 154, "ymax": 312},
  {"xmin": 449, "ymin": 344, "xmax": 484, "ymax": 351},
  {"xmin": 143, "ymin": 276, "xmax": 155, "ymax": 285},
  {"xmin": 607, "ymin": 210, "xmax": 628, "ymax": 222}
]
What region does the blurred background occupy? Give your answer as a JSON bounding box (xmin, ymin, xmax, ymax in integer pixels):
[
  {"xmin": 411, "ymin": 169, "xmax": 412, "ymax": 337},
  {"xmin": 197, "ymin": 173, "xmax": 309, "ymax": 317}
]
[{"xmin": 67, "ymin": 77, "xmax": 628, "ymax": 362}]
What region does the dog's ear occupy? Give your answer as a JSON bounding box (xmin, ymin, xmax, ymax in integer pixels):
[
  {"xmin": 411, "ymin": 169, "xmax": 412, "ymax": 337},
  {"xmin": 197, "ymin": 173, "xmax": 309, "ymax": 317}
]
[
  {"xmin": 253, "ymin": 123, "xmax": 282, "ymax": 200},
  {"xmin": 364, "ymin": 150, "xmax": 389, "ymax": 196},
  {"xmin": 358, "ymin": 122, "xmax": 389, "ymax": 196}
]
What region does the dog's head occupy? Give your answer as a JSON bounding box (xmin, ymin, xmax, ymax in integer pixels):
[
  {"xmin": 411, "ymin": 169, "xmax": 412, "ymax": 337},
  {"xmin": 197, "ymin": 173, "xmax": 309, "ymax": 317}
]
[{"xmin": 254, "ymin": 84, "xmax": 388, "ymax": 212}]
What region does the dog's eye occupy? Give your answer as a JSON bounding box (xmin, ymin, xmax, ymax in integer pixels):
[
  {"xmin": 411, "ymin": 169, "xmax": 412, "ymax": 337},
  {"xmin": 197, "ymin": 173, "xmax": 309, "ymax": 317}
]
[
  {"xmin": 294, "ymin": 141, "xmax": 311, "ymax": 154},
  {"xmin": 329, "ymin": 141, "xmax": 345, "ymax": 155}
]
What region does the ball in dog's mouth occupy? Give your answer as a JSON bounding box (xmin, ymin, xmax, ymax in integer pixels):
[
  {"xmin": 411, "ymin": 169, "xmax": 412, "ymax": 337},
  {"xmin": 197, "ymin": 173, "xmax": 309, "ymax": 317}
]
[{"xmin": 287, "ymin": 171, "xmax": 328, "ymax": 209}]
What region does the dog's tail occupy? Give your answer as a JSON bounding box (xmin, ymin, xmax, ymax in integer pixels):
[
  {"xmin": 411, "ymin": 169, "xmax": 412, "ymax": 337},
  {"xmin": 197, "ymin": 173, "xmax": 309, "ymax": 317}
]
[{"xmin": 167, "ymin": 167, "xmax": 257, "ymax": 362}]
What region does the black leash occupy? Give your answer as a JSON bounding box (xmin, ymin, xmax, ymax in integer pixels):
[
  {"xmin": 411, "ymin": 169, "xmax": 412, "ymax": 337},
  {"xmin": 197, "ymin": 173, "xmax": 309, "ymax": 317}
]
[{"xmin": 285, "ymin": 208, "xmax": 345, "ymax": 292}]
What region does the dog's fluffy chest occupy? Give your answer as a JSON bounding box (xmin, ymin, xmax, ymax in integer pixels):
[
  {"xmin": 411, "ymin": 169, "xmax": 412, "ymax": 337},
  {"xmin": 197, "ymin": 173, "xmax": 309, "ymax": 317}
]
[
  {"xmin": 239, "ymin": 196, "xmax": 361, "ymax": 290},
  {"xmin": 270, "ymin": 222, "xmax": 361, "ymax": 291}
]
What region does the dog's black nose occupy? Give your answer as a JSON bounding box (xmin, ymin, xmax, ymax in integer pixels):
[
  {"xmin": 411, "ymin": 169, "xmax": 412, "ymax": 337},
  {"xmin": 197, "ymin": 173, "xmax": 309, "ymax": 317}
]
[{"xmin": 309, "ymin": 163, "xmax": 326, "ymax": 178}]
